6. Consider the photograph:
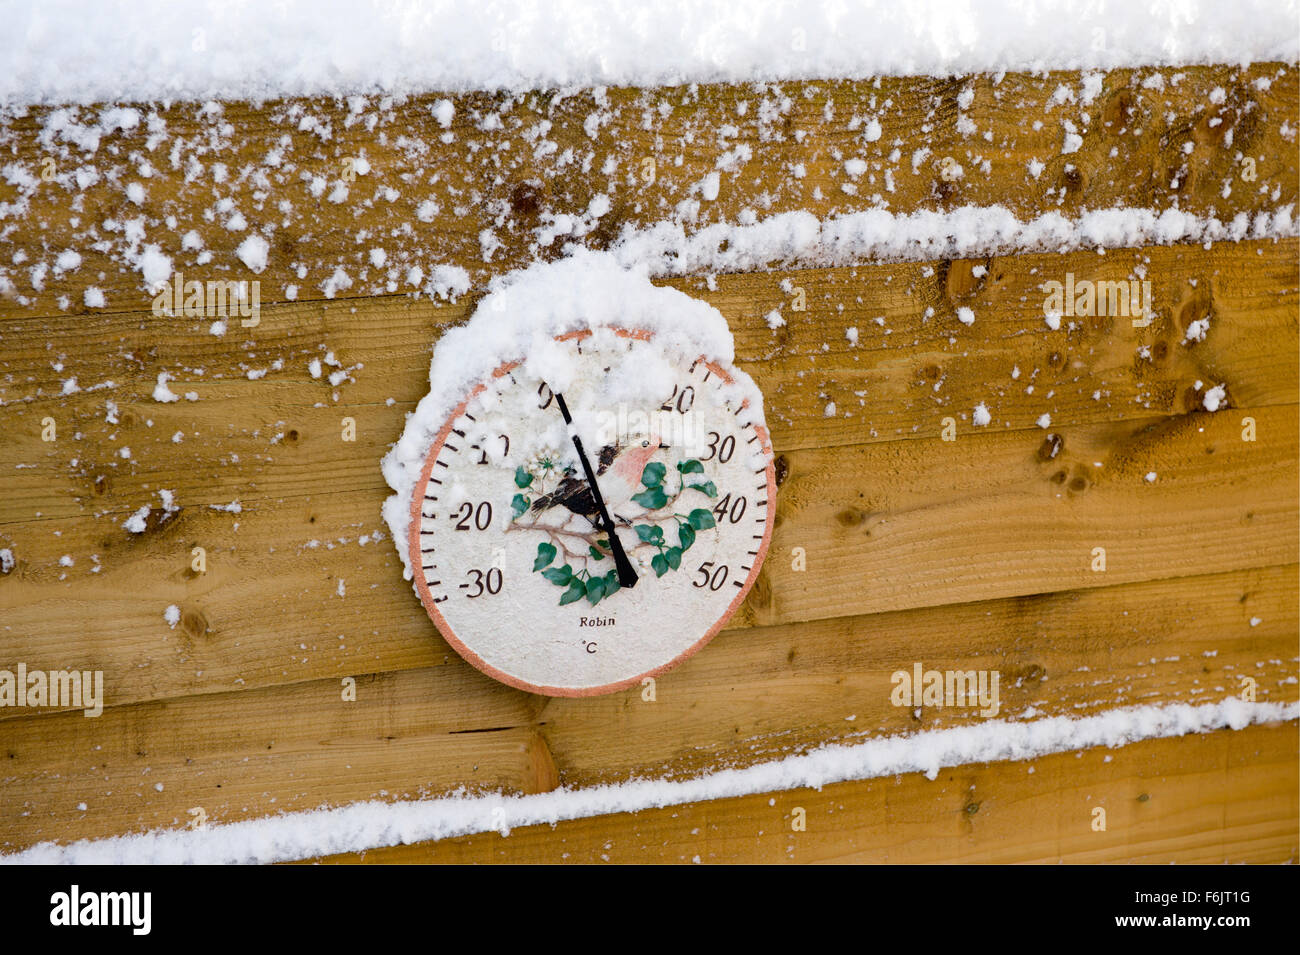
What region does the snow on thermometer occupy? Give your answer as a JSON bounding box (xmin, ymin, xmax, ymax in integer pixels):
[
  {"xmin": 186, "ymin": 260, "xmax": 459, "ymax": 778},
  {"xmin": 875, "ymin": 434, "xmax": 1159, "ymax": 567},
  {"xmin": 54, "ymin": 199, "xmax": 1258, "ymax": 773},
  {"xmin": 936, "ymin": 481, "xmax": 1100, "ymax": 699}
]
[{"xmin": 383, "ymin": 253, "xmax": 775, "ymax": 696}]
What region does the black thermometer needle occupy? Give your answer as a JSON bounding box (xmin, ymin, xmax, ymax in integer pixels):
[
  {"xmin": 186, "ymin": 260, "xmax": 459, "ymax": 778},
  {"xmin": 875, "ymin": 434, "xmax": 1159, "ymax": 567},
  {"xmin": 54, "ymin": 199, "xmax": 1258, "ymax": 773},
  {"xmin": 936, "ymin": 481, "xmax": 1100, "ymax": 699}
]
[{"xmin": 554, "ymin": 392, "xmax": 639, "ymax": 589}]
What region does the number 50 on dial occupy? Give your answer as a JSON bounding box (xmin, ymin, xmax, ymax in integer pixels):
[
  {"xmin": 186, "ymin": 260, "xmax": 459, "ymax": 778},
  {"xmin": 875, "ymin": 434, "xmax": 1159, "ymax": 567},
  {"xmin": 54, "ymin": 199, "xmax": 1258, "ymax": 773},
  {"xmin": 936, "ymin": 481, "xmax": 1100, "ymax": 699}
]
[{"xmin": 407, "ymin": 328, "xmax": 776, "ymax": 696}]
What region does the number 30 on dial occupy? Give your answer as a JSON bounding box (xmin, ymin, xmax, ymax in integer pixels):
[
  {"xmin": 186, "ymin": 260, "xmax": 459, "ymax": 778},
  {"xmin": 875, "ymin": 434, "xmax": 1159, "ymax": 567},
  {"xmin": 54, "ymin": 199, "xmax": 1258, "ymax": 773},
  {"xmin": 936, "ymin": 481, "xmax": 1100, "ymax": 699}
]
[{"xmin": 408, "ymin": 329, "xmax": 775, "ymax": 696}]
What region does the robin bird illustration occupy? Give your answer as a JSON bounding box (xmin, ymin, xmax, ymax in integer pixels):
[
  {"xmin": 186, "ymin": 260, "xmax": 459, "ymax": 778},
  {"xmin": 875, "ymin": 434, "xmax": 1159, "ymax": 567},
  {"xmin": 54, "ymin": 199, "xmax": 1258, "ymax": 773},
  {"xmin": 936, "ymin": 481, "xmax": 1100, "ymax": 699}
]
[{"xmin": 530, "ymin": 437, "xmax": 665, "ymax": 525}]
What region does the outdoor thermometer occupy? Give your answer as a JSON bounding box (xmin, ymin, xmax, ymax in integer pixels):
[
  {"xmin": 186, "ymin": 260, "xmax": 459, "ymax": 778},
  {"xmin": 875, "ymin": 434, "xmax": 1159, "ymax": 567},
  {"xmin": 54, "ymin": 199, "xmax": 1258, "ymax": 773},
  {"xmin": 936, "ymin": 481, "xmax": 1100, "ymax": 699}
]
[{"xmin": 406, "ymin": 328, "xmax": 776, "ymax": 696}]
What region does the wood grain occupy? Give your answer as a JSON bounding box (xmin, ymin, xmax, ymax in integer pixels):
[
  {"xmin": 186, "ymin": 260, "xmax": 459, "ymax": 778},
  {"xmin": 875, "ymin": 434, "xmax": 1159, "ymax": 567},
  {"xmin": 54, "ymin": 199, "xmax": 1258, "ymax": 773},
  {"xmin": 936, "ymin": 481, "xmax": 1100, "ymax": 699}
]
[
  {"xmin": 1, "ymin": 564, "xmax": 1292, "ymax": 851},
  {"xmin": 0, "ymin": 241, "xmax": 1294, "ymax": 518},
  {"xmin": 311, "ymin": 721, "xmax": 1299, "ymax": 864},
  {"xmin": 0, "ymin": 65, "xmax": 1294, "ymax": 319},
  {"xmin": 0, "ymin": 398, "xmax": 1293, "ymax": 711}
]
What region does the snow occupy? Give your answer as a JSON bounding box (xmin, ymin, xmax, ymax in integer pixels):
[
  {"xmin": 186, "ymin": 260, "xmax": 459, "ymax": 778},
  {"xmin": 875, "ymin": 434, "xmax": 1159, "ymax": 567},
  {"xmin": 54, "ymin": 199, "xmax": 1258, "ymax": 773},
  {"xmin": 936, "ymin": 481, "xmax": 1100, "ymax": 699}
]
[
  {"xmin": 163, "ymin": 605, "xmax": 180, "ymax": 629},
  {"xmin": 122, "ymin": 505, "xmax": 150, "ymax": 534},
  {"xmin": 5, "ymin": 697, "xmax": 1292, "ymax": 865},
  {"xmin": 606, "ymin": 205, "xmax": 1298, "ymax": 278},
  {"xmin": 381, "ymin": 250, "xmax": 759, "ymax": 581},
  {"xmin": 972, "ymin": 403, "xmax": 991, "ymax": 427},
  {"xmin": 235, "ymin": 235, "xmax": 270, "ymax": 273},
  {"xmin": 699, "ymin": 172, "xmax": 721, "ymax": 201},
  {"xmin": 151, "ymin": 372, "xmax": 179, "ymax": 403},
  {"xmin": 1202, "ymin": 384, "xmax": 1227, "ymax": 411},
  {"xmin": 138, "ymin": 244, "xmax": 171, "ymax": 291},
  {"xmin": 1183, "ymin": 316, "xmax": 1211, "ymax": 343},
  {"xmin": 82, "ymin": 287, "xmax": 105, "ymax": 308},
  {"xmin": 3, "ymin": 1, "xmax": 1295, "ymax": 106},
  {"xmin": 0, "ymin": 549, "xmax": 13, "ymax": 573},
  {"xmin": 956, "ymin": 307, "xmax": 975, "ymax": 326}
]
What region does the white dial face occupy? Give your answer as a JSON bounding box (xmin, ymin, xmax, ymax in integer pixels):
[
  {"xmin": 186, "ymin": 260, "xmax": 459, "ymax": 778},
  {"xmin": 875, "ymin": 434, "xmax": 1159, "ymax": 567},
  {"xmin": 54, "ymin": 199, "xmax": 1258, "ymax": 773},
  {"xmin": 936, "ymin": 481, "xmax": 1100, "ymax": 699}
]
[{"xmin": 407, "ymin": 329, "xmax": 775, "ymax": 696}]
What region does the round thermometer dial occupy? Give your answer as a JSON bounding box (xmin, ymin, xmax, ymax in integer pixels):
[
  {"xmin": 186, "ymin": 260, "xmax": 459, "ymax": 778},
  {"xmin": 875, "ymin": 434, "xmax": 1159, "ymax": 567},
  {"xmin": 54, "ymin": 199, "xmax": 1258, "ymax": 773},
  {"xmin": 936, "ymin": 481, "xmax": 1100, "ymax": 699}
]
[{"xmin": 408, "ymin": 329, "xmax": 775, "ymax": 696}]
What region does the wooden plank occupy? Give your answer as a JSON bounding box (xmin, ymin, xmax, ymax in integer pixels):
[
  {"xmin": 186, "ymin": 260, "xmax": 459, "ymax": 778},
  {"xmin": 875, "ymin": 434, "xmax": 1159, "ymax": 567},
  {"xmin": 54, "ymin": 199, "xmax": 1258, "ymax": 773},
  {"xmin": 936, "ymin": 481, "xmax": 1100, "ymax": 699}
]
[
  {"xmin": 1, "ymin": 65, "xmax": 1294, "ymax": 319},
  {"xmin": 0, "ymin": 241, "xmax": 1294, "ymax": 510},
  {"xmin": 1, "ymin": 564, "xmax": 1292, "ymax": 850},
  {"xmin": 311, "ymin": 722, "xmax": 1300, "ymax": 864},
  {"xmin": 1, "ymin": 399, "xmax": 1293, "ymax": 710},
  {"xmin": 0, "ymin": 666, "xmax": 558, "ymax": 852}
]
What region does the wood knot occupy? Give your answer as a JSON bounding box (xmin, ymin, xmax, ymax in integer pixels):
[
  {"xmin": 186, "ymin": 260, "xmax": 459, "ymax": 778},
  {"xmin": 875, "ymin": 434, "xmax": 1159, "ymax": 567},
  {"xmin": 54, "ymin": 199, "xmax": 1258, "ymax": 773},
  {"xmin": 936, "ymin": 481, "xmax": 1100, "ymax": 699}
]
[
  {"xmin": 772, "ymin": 454, "xmax": 789, "ymax": 488},
  {"xmin": 180, "ymin": 608, "xmax": 209, "ymax": 640},
  {"xmin": 836, "ymin": 507, "xmax": 867, "ymax": 527},
  {"xmin": 508, "ymin": 181, "xmax": 543, "ymax": 221},
  {"xmin": 1037, "ymin": 433, "xmax": 1064, "ymax": 462}
]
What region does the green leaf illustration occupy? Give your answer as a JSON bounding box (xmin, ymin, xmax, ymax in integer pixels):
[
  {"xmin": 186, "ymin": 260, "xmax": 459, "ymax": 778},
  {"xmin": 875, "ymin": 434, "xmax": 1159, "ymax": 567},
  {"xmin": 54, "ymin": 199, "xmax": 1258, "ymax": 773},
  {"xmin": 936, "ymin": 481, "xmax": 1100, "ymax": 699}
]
[
  {"xmin": 652, "ymin": 554, "xmax": 670, "ymax": 578},
  {"xmin": 533, "ymin": 541, "xmax": 557, "ymax": 571},
  {"xmin": 676, "ymin": 459, "xmax": 705, "ymax": 474},
  {"xmin": 635, "ymin": 524, "xmax": 663, "ymax": 543},
  {"xmin": 602, "ymin": 569, "xmax": 621, "ymax": 595},
  {"xmin": 511, "ymin": 493, "xmax": 530, "ymax": 518},
  {"xmin": 514, "ymin": 466, "xmax": 534, "ymax": 489},
  {"xmin": 585, "ymin": 576, "xmax": 606, "ymax": 605},
  {"xmin": 542, "ymin": 564, "xmax": 573, "ymax": 586},
  {"xmin": 632, "ymin": 487, "xmax": 668, "ymax": 510},
  {"xmin": 589, "ymin": 545, "xmax": 605, "ymax": 561},
  {"xmin": 640, "ymin": 461, "xmax": 667, "ymax": 487},
  {"xmin": 558, "ymin": 581, "xmax": 585, "ymax": 605},
  {"xmin": 688, "ymin": 508, "xmax": 717, "ymax": 530},
  {"xmin": 677, "ymin": 522, "xmax": 696, "ymax": 551},
  {"xmin": 689, "ymin": 481, "xmax": 718, "ymax": 498},
  {"xmin": 664, "ymin": 546, "xmax": 682, "ymax": 570}
]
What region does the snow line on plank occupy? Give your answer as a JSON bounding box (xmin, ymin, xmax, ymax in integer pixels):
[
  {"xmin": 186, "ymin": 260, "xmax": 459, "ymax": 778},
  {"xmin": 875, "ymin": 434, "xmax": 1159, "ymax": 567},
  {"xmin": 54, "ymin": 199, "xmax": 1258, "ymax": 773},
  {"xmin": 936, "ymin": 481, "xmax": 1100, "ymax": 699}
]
[
  {"xmin": 608, "ymin": 204, "xmax": 1300, "ymax": 277},
  {"xmin": 1, "ymin": 0, "xmax": 1297, "ymax": 107},
  {"xmin": 4, "ymin": 697, "xmax": 1294, "ymax": 864}
]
